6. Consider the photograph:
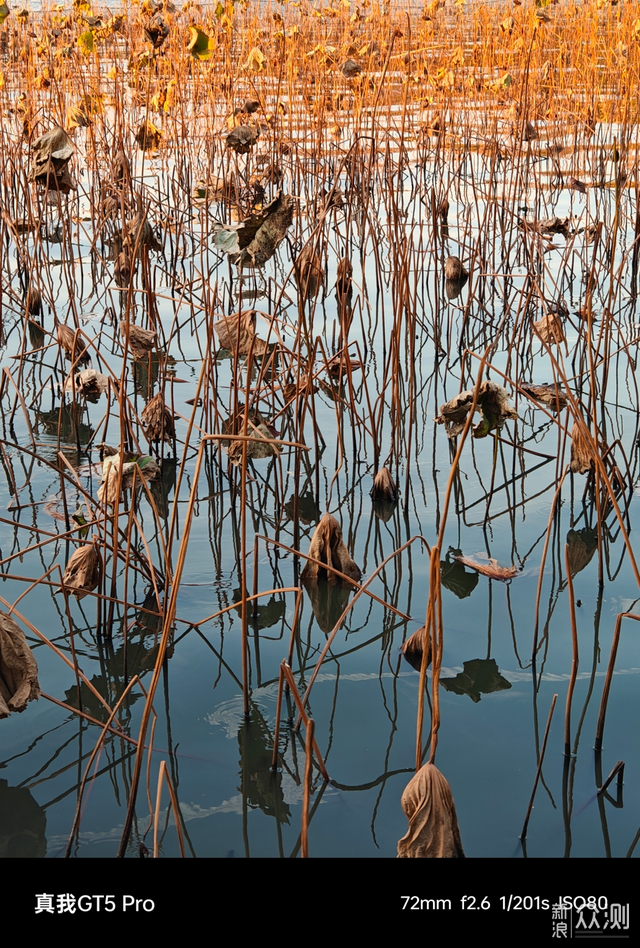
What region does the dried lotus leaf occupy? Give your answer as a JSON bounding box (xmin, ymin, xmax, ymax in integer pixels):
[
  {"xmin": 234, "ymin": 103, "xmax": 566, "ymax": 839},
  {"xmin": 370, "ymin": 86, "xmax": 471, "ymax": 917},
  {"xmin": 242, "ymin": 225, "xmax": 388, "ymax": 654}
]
[
  {"xmin": 294, "ymin": 244, "xmax": 324, "ymax": 302},
  {"xmin": 141, "ymin": 392, "xmax": 175, "ymax": 444},
  {"xmin": 62, "ymin": 544, "xmax": 102, "ymax": 599},
  {"xmin": 568, "ymin": 177, "xmax": 587, "ymax": 194},
  {"xmin": 336, "ymin": 256, "xmax": 353, "ymax": 308},
  {"xmin": 134, "ymin": 120, "xmax": 162, "ymax": 151},
  {"xmin": 453, "ymin": 554, "xmax": 518, "ymax": 581},
  {"xmin": 340, "ymin": 58, "xmax": 362, "ymax": 78},
  {"xmin": 127, "ymin": 211, "xmax": 163, "ymax": 253},
  {"xmin": 114, "ymin": 251, "xmax": 133, "ymax": 288},
  {"xmin": 397, "ymin": 763, "xmax": 465, "ymax": 858},
  {"xmin": 370, "ymin": 467, "xmax": 398, "ymax": 502},
  {"xmin": 98, "ymin": 454, "xmax": 122, "ymax": 506},
  {"xmin": 120, "ymin": 322, "xmax": 156, "ymax": 361},
  {"xmin": 113, "ymin": 150, "xmax": 130, "ymax": 186},
  {"xmin": 533, "ymin": 310, "xmax": 565, "ymax": 345},
  {"xmin": 435, "ymin": 380, "xmax": 517, "ymax": 439},
  {"xmin": 226, "ymin": 124, "xmax": 259, "ymax": 154},
  {"xmin": 470, "ymin": 382, "xmax": 518, "ymax": 438},
  {"xmin": 570, "ymin": 421, "xmax": 593, "ymax": 474},
  {"xmin": 521, "ymin": 382, "xmax": 567, "ymax": 412},
  {"xmin": 66, "ymin": 368, "xmax": 109, "ymax": 401},
  {"xmin": 144, "ymin": 14, "xmax": 169, "ymax": 47},
  {"xmin": 228, "ymin": 423, "xmax": 279, "ymax": 464},
  {"xmin": 28, "ymin": 126, "xmax": 76, "ymax": 193},
  {"xmin": 401, "ymin": 626, "xmax": 432, "ymax": 672},
  {"xmin": 25, "ymin": 284, "xmax": 42, "ymax": 317},
  {"xmin": 57, "ymin": 323, "xmax": 90, "ymax": 365},
  {"xmin": 435, "ymin": 390, "xmax": 474, "ymax": 438},
  {"xmin": 213, "ymin": 310, "xmax": 267, "ymax": 355},
  {"xmin": 444, "ymin": 255, "xmax": 468, "ymax": 282},
  {"xmin": 0, "ymin": 611, "xmax": 41, "ymax": 717},
  {"xmin": 230, "ymin": 191, "xmax": 295, "ymax": 269},
  {"xmin": 534, "ymin": 216, "xmax": 570, "ymax": 238},
  {"xmin": 98, "ymin": 453, "xmax": 160, "ymax": 505},
  {"xmin": 300, "ymin": 513, "xmax": 361, "ymax": 585}
]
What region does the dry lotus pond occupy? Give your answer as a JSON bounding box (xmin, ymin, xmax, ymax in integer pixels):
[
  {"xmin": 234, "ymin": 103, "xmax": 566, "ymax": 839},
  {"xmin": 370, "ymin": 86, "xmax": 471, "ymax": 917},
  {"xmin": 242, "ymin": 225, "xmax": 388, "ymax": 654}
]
[{"xmin": 0, "ymin": 0, "xmax": 639, "ymax": 863}]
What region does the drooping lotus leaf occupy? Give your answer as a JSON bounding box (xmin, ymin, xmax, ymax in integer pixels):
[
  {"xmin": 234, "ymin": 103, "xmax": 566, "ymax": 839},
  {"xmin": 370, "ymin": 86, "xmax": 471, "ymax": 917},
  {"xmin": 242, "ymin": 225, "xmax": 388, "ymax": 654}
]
[
  {"xmin": 213, "ymin": 310, "xmax": 267, "ymax": 356},
  {"xmin": 370, "ymin": 467, "xmax": 398, "ymax": 503},
  {"xmin": 62, "ymin": 544, "xmax": 102, "ymax": 599},
  {"xmin": 226, "ymin": 124, "xmax": 259, "ymax": 154},
  {"xmin": 435, "ymin": 380, "xmax": 517, "ymax": 439},
  {"xmin": 300, "ymin": 513, "xmax": 361, "ymax": 585},
  {"xmin": 566, "ymin": 527, "xmax": 598, "ymax": 576},
  {"xmin": 521, "ymin": 382, "xmax": 567, "ymax": 412},
  {"xmin": 401, "ymin": 626, "xmax": 431, "ymax": 673},
  {"xmin": 397, "ymin": 763, "xmax": 465, "ymax": 858},
  {"xmin": 294, "ymin": 243, "xmax": 324, "ymax": 302},
  {"xmin": 98, "ymin": 453, "xmax": 160, "ymax": 506},
  {"xmin": 570, "ymin": 420, "xmax": 593, "ymax": 475},
  {"xmin": 28, "ymin": 127, "xmax": 76, "ymax": 193},
  {"xmin": 533, "ymin": 310, "xmax": 565, "ymax": 345},
  {"xmin": 0, "ymin": 612, "xmax": 40, "ymax": 717},
  {"xmin": 229, "ymin": 192, "xmax": 295, "ymax": 269},
  {"xmin": 453, "ymin": 553, "xmax": 518, "ymax": 582},
  {"xmin": 141, "ymin": 392, "xmax": 175, "ymax": 444},
  {"xmin": 65, "ymin": 368, "xmax": 109, "ymax": 402}
]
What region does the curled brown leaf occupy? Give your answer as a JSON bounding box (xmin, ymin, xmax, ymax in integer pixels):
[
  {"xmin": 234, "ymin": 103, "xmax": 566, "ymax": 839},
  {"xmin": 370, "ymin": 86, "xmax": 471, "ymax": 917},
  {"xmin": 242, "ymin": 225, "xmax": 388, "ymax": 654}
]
[
  {"xmin": 570, "ymin": 420, "xmax": 593, "ymax": 474},
  {"xmin": 120, "ymin": 323, "xmax": 156, "ymax": 361},
  {"xmin": 435, "ymin": 380, "xmax": 517, "ymax": 439},
  {"xmin": 294, "ymin": 243, "xmax": 324, "ymax": 302},
  {"xmin": 400, "ymin": 626, "xmax": 431, "ymax": 672},
  {"xmin": 0, "ymin": 611, "xmax": 41, "ymax": 717},
  {"xmin": 28, "ymin": 126, "xmax": 76, "ymax": 193},
  {"xmin": 230, "ymin": 191, "xmax": 295, "ymax": 269},
  {"xmin": 521, "ymin": 382, "xmax": 567, "ymax": 412},
  {"xmin": 300, "ymin": 513, "xmax": 361, "ymax": 585},
  {"xmin": 453, "ymin": 554, "xmax": 519, "ymax": 581},
  {"xmin": 370, "ymin": 467, "xmax": 398, "ymax": 503},
  {"xmin": 213, "ymin": 309, "xmax": 267, "ymax": 355},
  {"xmin": 397, "ymin": 763, "xmax": 465, "ymax": 858},
  {"xmin": 141, "ymin": 392, "xmax": 175, "ymax": 444},
  {"xmin": 57, "ymin": 323, "xmax": 90, "ymax": 365},
  {"xmin": 533, "ymin": 311, "xmax": 565, "ymax": 345},
  {"xmin": 62, "ymin": 544, "xmax": 102, "ymax": 599}
]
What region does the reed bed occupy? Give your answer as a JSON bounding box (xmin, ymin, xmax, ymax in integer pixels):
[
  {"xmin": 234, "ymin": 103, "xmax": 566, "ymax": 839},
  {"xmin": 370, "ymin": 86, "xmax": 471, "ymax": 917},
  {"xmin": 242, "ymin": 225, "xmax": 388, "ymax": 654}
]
[{"xmin": 0, "ymin": 0, "xmax": 639, "ymax": 858}]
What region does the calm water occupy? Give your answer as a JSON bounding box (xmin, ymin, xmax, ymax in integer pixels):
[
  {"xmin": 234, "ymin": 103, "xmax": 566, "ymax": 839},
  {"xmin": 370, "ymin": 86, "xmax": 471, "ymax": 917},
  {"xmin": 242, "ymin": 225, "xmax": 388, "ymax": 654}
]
[{"xmin": 1, "ymin": 97, "xmax": 639, "ymax": 859}]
